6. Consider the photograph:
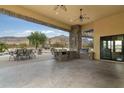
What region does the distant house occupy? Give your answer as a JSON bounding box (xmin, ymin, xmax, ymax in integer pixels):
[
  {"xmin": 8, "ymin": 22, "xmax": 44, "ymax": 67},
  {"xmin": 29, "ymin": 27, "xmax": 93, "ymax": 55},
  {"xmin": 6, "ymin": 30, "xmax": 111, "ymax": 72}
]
[{"xmin": 45, "ymin": 35, "xmax": 69, "ymax": 48}]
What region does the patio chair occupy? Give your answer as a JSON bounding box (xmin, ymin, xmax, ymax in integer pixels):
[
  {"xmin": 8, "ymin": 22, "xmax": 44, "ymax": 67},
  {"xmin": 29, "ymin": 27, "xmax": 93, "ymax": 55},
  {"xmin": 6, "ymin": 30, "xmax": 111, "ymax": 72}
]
[
  {"xmin": 30, "ymin": 49, "xmax": 36, "ymax": 59},
  {"xmin": 9, "ymin": 51, "xmax": 16, "ymax": 61},
  {"xmin": 15, "ymin": 49, "xmax": 24, "ymax": 61}
]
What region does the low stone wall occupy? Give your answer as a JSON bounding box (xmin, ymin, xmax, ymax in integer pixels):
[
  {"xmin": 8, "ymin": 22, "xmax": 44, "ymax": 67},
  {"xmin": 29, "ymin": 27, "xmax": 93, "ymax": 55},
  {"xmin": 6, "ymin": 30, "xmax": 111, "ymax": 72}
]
[{"xmin": 53, "ymin": 51, "xmax": 79, "ymax": 61}]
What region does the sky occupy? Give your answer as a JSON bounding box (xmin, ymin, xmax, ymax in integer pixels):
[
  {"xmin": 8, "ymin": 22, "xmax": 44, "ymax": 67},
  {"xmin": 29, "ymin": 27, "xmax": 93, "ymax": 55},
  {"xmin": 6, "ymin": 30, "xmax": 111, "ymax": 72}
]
[{"xmin": 0, "ymin": 13, "xmax": 69, "ymax": 38}]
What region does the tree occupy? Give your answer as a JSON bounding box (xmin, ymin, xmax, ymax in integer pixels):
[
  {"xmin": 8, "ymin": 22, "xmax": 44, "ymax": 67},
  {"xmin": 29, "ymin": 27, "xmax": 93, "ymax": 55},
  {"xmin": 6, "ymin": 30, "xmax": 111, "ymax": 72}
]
[
  {"xmin": 0, "ymin": 42, "xmax": 8, "ymax": 52},
  {"xmin": 27, "ymin": 32, "xmax": 47, "ymax": 49}
]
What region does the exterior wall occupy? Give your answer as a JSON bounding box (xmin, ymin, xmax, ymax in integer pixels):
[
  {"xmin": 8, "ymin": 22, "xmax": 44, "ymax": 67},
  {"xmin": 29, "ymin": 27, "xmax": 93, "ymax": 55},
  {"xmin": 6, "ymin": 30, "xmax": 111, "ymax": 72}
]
[
  {"xmin": 0, "ymin": 5, "xmax": 70, "ymax": 31},
  {"xmin": 82, "ymin": 12, "xmax": 124, "ymax": 60}
]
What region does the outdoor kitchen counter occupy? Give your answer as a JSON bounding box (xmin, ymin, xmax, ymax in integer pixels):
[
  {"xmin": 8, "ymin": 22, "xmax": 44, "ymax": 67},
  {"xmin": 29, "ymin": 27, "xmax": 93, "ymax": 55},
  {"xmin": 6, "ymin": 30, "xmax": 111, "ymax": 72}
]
[{"xmin": 53, "ymin": 51, "xmax": 79, "ymax": 61}]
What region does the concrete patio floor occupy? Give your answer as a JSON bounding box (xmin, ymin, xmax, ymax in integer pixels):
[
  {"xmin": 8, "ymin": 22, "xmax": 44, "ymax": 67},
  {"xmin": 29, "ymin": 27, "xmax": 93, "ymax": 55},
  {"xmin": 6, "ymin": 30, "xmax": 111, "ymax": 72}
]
[{"xmin": 0, "ymin": 53, "xmax": 124, "ymax": 88}]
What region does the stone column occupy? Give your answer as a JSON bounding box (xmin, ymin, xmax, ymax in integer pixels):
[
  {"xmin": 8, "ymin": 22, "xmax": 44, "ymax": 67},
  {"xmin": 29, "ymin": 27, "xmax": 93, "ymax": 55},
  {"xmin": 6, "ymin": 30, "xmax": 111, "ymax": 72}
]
[{"xmin": 69, "ymin": 25, "xmax": 82, "ymax": 56}]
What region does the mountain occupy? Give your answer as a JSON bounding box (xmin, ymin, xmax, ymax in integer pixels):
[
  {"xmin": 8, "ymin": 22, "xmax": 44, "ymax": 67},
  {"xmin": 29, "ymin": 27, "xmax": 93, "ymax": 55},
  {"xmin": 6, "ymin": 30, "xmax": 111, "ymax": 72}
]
[
  {"xmin": 0, "ymin": 36, "xmax": 28, "ymax": 45},
  {"xmin": 0, "ymin": 36, "xmax": 27, "ymax": 40},
  {"xmin": 50, "ymin": 35, "xmax": 68, "ymax": 39},
  {"xmin": 50, "ymin": 35, "xmax": 68, "ymax": 41},
  {"xmin": 0, "ymin": 35, "xmax": 69, "ymax": 45}
]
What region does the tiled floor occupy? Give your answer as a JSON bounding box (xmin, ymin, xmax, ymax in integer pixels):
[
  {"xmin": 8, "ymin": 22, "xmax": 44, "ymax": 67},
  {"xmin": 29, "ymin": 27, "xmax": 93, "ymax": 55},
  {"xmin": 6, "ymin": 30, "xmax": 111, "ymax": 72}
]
[{"xmin": 0, "ymin": 53, "xmax": 124, "ymax": 88}]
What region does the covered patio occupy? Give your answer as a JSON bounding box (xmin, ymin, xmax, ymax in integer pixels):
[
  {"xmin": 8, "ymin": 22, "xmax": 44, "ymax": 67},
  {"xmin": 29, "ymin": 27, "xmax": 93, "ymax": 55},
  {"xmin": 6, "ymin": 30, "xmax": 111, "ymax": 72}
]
[
  {"xmin": 0, "ymin": 5, "xmax": 124, "ymax": 87},
  {"xmin": 0, "ymin": 6, "xmax": 124, "ymax": 60}
]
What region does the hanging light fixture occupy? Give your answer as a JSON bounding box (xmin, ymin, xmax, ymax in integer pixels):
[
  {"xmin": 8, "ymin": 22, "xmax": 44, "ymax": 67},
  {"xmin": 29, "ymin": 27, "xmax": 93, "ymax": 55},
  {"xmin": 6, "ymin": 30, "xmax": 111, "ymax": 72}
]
[
  {"xmin": 54, "ymin": 5, "xmax": 67, "ymax": 12},
  {"xmin": 73, "ymin": 8, "xmax": 90, "ymax": 23}
]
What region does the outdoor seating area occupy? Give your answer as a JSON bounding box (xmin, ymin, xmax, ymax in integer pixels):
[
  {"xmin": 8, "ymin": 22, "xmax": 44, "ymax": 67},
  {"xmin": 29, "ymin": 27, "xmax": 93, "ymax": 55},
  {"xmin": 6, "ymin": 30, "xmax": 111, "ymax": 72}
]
[{"xmin": 9, "ymin": 48, "xmax": 36, "ymax": 61}]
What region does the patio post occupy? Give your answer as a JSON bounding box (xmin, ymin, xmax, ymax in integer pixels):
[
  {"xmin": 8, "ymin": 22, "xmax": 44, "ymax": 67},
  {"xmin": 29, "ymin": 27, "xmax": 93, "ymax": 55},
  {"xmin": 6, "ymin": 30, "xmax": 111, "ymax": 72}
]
[{"xmin": 69, "ymin": 25, "xmax": 82, "ymax": 57}]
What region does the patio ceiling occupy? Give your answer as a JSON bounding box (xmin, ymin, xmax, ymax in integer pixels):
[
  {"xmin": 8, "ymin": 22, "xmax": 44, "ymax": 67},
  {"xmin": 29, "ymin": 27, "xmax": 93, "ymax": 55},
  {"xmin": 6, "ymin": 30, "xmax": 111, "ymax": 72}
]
[
  {"xmin": 0, "ymin": 5, "xmax": 70, "ymax": 31},
  {"xmin": 22, "ymin": 5, "xmax": 124, "ymax": 25},
  {"xmin": 0, "ymin": 5, "xmax": 124, "ymax": 31}
]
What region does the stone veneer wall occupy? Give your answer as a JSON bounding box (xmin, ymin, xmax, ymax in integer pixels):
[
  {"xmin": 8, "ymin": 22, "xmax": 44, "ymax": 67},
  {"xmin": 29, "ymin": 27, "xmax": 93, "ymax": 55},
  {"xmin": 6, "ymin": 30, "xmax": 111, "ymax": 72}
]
[{"xmin": 69, "ymin": 25, "xmax": 82, "ymax": 55}]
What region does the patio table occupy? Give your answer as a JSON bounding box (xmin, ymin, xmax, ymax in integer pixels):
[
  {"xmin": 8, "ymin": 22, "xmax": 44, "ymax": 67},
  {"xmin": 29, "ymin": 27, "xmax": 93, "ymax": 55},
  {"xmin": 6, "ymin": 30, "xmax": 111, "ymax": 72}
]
[{"xmin": 9, "ymin": 49, "xmax": 36, "ymax": 61}]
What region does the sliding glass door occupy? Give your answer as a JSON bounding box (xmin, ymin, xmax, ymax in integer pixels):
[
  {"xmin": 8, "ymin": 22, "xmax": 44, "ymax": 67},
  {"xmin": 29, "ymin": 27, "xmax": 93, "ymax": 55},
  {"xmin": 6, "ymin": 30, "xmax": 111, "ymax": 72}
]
[
  {"xmin": 112, "ymin": 35, "xmax": 123, "ymax": 61},
  {"xmin": 100, "ymin": 37, "xmax": 112, "ymax": 60},
  {"xmin": 100, "ymin": 35, "xmax": 124, "ymax": 62}
]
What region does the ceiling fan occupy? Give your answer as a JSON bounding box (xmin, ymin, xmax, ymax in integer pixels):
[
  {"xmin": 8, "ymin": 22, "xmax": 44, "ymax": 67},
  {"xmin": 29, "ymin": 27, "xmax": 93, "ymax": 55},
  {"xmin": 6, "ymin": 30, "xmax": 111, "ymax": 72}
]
[
  {"xmin": 73, "ymin": 8, "xmax": 90, "ymax": 22},
  {"xmin": 54, "ymin": 5, "xmax": 67, "ymax": 12}
]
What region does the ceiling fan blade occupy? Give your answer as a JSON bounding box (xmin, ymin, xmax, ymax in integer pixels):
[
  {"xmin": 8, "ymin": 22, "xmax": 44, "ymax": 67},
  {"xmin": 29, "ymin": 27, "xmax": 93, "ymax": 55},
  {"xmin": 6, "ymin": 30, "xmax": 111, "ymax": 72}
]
[
  {"xmin": 83, "ymin": 13, "xmax": 87, "ymax": 16},
  {"xmin": 63, "ymin": 6, "xmax": 67, "ymax": 11},
  {"xmin": 54, "ymin": 5, "xmax": 59, "ymax": 10},
  {"xmin": 83, "ymin": 17, "xmax": 90, "ymax": 19},
  {"xmin": 60, "ymin": 5, "xmax": 67, "ymax": 11},
  {"xmin": 73, "ymin": 17, "xmax": 79, "ymax": 22}
]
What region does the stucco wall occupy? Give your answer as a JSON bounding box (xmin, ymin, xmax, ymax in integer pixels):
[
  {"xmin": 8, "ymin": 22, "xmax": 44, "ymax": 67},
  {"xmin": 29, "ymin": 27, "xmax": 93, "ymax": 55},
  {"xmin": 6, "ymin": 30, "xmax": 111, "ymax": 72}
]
[{"xmin": 82, "ymin": 12, "xmax": 124, "ymax": 60}]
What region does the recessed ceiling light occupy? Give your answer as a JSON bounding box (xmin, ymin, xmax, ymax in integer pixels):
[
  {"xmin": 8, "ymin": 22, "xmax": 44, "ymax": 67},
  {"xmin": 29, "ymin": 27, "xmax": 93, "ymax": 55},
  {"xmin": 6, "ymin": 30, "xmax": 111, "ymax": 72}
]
[
  {"xmin": 70, "ymin": 19, "xmax": 73, "ymax": 22},
  {"xmin": 55, "ymin": 12, "xmax": 59, "ymax": 15}
]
